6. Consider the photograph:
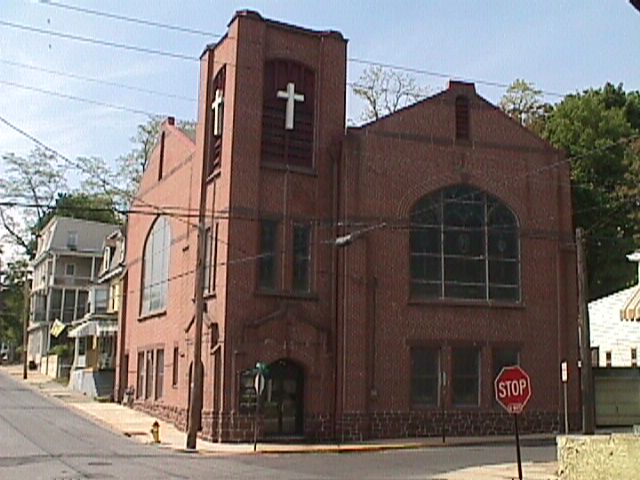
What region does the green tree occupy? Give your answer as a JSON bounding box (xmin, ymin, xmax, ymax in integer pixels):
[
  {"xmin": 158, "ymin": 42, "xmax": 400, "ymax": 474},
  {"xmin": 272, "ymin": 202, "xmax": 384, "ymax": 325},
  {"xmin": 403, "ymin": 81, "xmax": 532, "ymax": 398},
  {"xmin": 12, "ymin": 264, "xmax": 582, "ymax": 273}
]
[
  {"xmin": 0, "ymin": 149, "xmax": 67, "ymax": 257},
  {"xmin": 107, "ymin": 116, "xmax": 196, "ymax": 207},
  {"xmin": 35, "ymin": 192, "xmax": 120, "ymax": 233},
  {"xmin": 542, "ymin": 83, "xmax": 640, "ymax": 299},
  {"xmin": 0, "ymin": 258, "xmax": 28, "ymax": 351},
  {"xmin": 352, "ymin": 65, "xmax": 429, "ymax": 122},
  {"xmin": 499, "ymin": 79, "xmax": 549, "ymax": 134}
]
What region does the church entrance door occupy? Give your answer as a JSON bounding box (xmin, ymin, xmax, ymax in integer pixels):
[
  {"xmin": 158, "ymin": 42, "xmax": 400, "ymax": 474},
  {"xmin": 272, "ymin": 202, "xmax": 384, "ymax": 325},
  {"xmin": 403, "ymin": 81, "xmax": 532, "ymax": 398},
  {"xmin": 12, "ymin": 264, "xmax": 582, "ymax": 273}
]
[{"xmin": 263, "ymin": 359, "xmax": 304, "ymax": 437}]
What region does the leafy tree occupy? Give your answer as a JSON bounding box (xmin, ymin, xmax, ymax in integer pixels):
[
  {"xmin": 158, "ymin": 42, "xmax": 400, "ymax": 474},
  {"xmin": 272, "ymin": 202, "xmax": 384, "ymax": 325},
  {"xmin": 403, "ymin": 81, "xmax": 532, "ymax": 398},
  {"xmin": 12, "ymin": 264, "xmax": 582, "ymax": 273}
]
[
  {"xmin": 35, "ymin": 192, "xmax": 120, "ymax": 233},
  {"xmin": 0, "ymin": 258, "xmax": 28, "ymax": 352},
  {"xmin": 0, "ymin": 149, "xmax": 67, "ymax": 257},
  {"xmin": 499, "ymin": 79, "xmax": 549, "ymax": 134},
  {"xmin": 105, "ymin": 116, "xmax": 196, "ymax": 207},
  {"xmin": 542, "ymin": 83, "xmax": 640, "ymax": 299},
  {"xmin": 352, "ymin": 65, "xmax": 428, "ymax": 122}
]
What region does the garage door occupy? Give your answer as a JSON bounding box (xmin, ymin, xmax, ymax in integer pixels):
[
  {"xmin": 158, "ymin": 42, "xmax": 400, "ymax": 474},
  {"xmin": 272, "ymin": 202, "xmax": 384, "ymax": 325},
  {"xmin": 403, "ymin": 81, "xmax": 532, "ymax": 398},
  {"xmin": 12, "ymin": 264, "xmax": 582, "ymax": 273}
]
[{"xmin": 595, "ymin": 375, "xmax": 640, "ymax": 426}]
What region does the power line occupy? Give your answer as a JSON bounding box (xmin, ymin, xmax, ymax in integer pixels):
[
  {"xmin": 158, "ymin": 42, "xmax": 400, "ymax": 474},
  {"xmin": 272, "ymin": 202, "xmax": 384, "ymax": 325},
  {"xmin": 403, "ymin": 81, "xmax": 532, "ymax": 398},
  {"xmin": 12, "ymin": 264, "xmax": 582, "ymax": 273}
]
[
  {"xmin": 3, "ymin": 16, "xmax": 566, "ymax": 99},
  {"xmin": 0, "ymin": 114, "xmax": 200, "ymax": 230},
  {"xmin": 5, "ymin": 98, "xmax": 640, "ymax": 255},
  {"xmin": 3, "ymin": 102, "xmax": 639, "ymax": 248},
  {"xmin": 0, "ymin": 59, "xmax": 197, "ymax": 103},
  {"xmin": 36, "ymin": 0, "xmax": 221, "ymax": 38},
  {"xmin": 347, "ymin": 58, "xmax": 564, "ymax": 98},
  {"xmin": 0, "ymin": 19, "xmax": 198, "ymax": 62},
  {"xmin": 0, "ymin": 79, "xmax": 164, "ymax": 117},
  {"xmin": 27, "ymin": 0, "xmax": 557, "ymax": 96}
]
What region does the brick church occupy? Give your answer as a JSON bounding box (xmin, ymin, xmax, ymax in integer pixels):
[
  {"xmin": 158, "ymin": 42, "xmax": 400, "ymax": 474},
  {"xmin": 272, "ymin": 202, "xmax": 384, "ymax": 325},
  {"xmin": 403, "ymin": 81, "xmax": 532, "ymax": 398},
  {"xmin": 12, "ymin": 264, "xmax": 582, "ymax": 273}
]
[{"xmin": 121, "ymin": 11, "xmax": 581, "ymax": 442}]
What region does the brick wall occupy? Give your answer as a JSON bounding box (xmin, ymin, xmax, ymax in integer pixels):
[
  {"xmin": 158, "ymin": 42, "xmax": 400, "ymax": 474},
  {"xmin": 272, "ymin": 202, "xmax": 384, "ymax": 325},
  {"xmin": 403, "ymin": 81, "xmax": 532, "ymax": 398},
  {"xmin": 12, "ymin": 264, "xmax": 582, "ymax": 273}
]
[{"xmin": 121, "ymin": 11, "xmax": 580, "ymax": 443}]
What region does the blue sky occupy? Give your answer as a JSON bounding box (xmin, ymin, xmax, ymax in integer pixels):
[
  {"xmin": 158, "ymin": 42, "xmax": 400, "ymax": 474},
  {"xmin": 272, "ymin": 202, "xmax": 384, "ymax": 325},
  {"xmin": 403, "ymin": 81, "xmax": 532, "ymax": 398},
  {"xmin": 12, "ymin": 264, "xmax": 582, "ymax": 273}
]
[
  {"xmin": 0, "ymin": 1, "xmax": 639, "ymax": 171},
  {"xmin": 0, "ymin": 0, "xmax": 640, "ymax": 165}
]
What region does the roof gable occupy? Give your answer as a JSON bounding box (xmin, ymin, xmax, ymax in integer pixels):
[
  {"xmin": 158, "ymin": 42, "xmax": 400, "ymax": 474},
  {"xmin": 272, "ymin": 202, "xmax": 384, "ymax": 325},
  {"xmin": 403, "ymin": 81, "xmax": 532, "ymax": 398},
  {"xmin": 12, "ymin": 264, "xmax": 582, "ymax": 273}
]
[
  {"xmin": 137, "ymin": 117, "xmax": 197, "ymax": 197},
  {"xmin": 35, "ymin": 216, "xmax": 120, "ymax": 260},
  {"xmin": 352, "ymin": 81, "xmax": 555, "ymax": 153}
]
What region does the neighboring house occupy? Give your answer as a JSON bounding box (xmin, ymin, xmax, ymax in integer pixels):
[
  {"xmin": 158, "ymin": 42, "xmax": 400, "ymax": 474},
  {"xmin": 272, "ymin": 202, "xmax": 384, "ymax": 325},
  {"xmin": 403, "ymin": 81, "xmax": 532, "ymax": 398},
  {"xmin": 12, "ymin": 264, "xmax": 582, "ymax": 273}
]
[
  {"xmin": 122, "ymin": 11, "xmax": 580, "ymax": 442},
  {"xmin": 68, "ymin": 229, "xmax": 125, "ymax": 398},
  {"xmin": 590, "ymin": 289, "xmax": 640, "ymax": 367},
  {"xmin": 589, "ymin": 253, "xmax": 640, "ymax": 426},
  {"xmin": 27, "ymin": 216, "xmax": 119, "ymax": 376}
]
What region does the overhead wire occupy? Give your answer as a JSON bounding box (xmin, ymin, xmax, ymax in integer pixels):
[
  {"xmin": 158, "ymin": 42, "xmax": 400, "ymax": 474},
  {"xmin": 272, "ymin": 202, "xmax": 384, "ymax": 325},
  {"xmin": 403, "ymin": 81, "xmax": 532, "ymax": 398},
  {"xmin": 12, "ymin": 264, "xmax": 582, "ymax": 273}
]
[
  {"xmin": 0, "ymin": 20, "xmax": 199, "ymax": 62},
  {"xmin": 0, "ymin": 79, "xmax": 168, "ymax": 117},
  {"xmin": 4, "ymin": 10, "xmax": 568, "ymax": 99},
  {"xmin": 0, "ymin": 114, "xmax": 199, "ymax": 230},
  {"xmin": 1, "ymin": 2, "xmax": 635, "ymax": 312},
  {"xmin": 0, "ymin": 59, "xmax": 197, "ymax": 103},
  {"xmin": 35, "ymin": 0, "xmax": 221, "ymax": 38},
  {"xmin": 2, "ymin": 5, "xmax": 640, "ymax": 250},
  {"xmin": 2, "ymin": 110, "xmax": 640, "ymax": 238},
  {"xmin": 347, "ymin": 58, "xmax": 565, "ymax": 98}
]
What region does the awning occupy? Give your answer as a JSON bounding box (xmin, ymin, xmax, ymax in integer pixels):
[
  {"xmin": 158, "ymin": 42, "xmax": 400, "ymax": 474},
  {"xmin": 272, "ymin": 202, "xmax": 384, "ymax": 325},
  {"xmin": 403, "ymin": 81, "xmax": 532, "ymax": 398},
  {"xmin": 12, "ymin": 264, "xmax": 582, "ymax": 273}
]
[
  {"xmin": 620, "ymin": 286, "xmax": 640, "ymax": 321},
  {"xmin": 68, "ymin": 319, "xmax": 118, "ymax": 338}
]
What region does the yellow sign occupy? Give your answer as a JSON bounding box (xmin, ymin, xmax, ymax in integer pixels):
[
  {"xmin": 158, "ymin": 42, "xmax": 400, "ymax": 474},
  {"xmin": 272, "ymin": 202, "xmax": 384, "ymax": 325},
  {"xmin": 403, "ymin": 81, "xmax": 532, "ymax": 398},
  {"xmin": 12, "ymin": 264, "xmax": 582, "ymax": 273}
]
[{"xmin": 50, "ymin": 319, "xmax": 66, "ymax": 338}]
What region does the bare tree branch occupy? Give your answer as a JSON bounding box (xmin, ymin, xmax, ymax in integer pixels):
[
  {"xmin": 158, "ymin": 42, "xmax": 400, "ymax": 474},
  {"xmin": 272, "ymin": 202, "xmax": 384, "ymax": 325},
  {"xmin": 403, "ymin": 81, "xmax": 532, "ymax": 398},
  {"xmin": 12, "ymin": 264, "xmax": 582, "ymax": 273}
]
[{"xmin": 352, "ymin": 65, "xmax": 429, "ymax": 123}]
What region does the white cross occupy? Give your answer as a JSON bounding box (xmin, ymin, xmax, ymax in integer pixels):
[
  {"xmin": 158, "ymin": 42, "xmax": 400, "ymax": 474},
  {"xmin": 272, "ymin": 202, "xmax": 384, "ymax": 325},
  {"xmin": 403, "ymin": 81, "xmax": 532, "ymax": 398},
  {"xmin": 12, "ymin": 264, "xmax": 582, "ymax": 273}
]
[
  {"xmin": 276, "ymin": 82, "xmax": 305, "ymax": 130},
  {"xmin": 211, "ymin": 88, "xmax": 224, "ymax": 136}
]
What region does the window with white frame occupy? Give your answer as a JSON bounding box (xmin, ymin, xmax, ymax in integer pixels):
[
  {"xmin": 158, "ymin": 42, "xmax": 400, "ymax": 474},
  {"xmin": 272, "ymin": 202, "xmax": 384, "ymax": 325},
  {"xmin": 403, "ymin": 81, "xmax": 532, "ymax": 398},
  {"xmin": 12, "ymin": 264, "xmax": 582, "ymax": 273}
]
[
  {"xmin": 155, "ymin": 349, "xmax": 164, "ymax": 399},
  {"xmin": 65, "ymin": 263, "xmax": 76, "ymax": 276},
  {"xmin": 101, "ymin": 246, "xmax": 112, "ymax": 273},
  {"xmin": 141, "ymin": 217, "xmax": 171, "ymax": 315}
]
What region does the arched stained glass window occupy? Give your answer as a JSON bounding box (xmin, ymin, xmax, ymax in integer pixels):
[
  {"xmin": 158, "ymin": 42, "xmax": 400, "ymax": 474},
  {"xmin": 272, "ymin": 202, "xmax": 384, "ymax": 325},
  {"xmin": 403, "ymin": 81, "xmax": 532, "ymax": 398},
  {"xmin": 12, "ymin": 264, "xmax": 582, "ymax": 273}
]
[
  {"xmin": 141, "ymin": 216, "xmax": 171, "ymax": 315},
  {"xmin": 410, "ymin": 185, "xmax": 520, "ymax": 302}
]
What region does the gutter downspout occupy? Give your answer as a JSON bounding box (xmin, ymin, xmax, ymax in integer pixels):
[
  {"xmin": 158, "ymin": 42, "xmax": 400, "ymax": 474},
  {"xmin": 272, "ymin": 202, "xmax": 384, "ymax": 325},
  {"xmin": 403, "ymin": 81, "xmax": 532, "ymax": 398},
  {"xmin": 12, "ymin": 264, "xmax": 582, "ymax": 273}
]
[{"xmin": 331, "ymin": 149, "xmax": 341, "ymax": 441}]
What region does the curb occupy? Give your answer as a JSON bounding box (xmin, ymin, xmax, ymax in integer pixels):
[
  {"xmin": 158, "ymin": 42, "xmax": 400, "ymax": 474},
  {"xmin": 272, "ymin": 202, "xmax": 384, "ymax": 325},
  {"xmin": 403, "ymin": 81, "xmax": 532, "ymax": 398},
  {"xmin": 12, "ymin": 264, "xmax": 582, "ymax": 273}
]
[{"xmin": 0, "ymin": 366, "xmax": 557, "ymax": 457}]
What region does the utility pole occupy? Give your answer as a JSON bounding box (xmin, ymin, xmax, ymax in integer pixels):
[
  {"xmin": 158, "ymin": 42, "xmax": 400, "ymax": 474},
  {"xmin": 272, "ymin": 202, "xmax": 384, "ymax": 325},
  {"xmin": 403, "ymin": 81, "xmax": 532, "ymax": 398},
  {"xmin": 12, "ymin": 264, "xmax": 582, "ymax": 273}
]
[
  {"xmin": 576, "ymin": 228, "xmax": 595, "ymax": 434},
  {"xmin": 186, "ymin": 164, "xmax": 208, "ymax": 449},
  {"xmin": 22, "ymin": 270, "xmax": 30, "ymax": 380},
  {"xmin": 186, "ymin": 54, "xmax": 215, "ymax": 451}
]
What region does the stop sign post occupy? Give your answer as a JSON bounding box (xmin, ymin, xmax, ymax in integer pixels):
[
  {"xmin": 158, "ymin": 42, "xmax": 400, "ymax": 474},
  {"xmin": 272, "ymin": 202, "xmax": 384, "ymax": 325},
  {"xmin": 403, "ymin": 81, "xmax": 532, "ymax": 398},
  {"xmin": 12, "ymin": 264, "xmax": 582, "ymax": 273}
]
[{"xmin": 494, "ymin": 365, "xmax": 532, "ymax": 480}]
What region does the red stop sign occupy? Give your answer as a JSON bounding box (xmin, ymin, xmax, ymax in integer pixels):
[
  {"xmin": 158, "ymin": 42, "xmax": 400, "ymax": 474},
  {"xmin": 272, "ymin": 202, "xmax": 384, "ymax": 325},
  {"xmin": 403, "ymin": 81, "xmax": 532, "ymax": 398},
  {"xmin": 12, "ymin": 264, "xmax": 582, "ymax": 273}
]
[{"xmin": 494, "ymin": 365, "xmax": 532, "ymax": 414}]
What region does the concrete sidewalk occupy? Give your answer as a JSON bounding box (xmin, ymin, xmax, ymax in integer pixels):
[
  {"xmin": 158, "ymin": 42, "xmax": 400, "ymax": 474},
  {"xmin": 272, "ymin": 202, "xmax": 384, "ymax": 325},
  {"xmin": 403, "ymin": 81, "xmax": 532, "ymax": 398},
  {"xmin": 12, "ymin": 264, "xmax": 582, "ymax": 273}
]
[{"xmin": 1, "ymin": 364, "xmax": 558, "ymax": 478}]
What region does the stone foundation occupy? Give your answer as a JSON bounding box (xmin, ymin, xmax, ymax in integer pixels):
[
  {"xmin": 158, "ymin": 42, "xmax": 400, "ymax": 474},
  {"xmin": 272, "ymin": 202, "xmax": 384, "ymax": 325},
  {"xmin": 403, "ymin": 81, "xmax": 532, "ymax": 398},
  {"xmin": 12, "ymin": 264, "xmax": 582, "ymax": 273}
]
[
  {"xmin": 132, "ymin": 401, "xmax": 188, "ymax": 433},
  {"xmin": 331, "ymin": 409, "xmax": 564, "ymax": 441},
  {"xmin": 131, "ymin": 402, "xmax": 571, "ymax": 443}
]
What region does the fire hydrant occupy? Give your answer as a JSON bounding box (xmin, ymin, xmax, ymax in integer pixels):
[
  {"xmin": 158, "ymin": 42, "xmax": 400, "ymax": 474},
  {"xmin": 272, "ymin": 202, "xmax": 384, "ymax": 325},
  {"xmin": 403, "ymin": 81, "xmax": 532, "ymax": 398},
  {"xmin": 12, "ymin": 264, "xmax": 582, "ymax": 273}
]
[{"xmin": 150, "ymin": 421, "xmax": 161, "ymax": 444}]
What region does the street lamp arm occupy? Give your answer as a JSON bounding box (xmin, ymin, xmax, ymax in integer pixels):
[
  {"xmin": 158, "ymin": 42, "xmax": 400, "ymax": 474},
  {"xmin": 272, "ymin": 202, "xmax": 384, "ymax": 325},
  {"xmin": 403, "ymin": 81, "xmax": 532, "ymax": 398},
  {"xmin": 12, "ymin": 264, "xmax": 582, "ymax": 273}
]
[{"xmin": 334, "ymin": 222, "xmax": 386, "ymax": 247}]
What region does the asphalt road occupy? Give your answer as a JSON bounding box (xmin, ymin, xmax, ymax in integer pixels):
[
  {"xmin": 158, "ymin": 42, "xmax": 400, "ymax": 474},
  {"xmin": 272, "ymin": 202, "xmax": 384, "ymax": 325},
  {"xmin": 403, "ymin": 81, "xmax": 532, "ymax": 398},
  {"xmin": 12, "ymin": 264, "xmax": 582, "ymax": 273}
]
[{"xmin": 0, "ymin": 371, "xmax": 555, "ymax": 479}]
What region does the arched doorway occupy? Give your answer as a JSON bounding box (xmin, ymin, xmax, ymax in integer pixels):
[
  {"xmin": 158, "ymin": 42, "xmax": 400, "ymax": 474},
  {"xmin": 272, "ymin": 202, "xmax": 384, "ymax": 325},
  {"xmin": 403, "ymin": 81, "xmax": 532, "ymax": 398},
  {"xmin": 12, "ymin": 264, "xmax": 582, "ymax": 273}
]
[{"xmin": 263, "ymin": 359, "xmax": 304, "ymax": 437}]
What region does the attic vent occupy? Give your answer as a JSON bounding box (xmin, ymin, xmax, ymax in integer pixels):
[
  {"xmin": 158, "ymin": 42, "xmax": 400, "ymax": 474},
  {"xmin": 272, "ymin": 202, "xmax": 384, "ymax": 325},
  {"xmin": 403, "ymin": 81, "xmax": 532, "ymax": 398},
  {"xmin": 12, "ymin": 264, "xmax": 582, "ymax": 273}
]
[{"xmin": 455, "ymin": 96, "xmax": 470, "ymax": 141}]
